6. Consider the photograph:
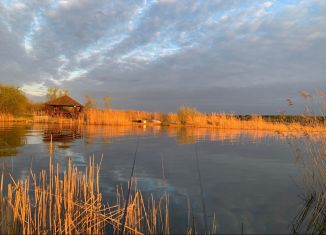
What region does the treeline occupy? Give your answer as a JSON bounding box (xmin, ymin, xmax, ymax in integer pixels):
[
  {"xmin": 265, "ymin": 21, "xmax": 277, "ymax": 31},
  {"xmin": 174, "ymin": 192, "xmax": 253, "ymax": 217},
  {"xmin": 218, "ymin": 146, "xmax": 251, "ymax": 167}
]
[{"xmin": 0, "ymin": 84, "xmax": 30, "ymax": 115}]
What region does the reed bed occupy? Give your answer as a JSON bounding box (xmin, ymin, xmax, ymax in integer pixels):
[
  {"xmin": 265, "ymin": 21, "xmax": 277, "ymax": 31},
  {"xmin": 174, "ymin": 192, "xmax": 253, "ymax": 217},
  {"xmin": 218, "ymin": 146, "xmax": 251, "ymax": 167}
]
[
  {"xmin": 83, "ymin": 109, "xmax": 153, "ymax": 126},
  {"xmin": 32, "ymin": 109, "xmax": 326, "ymax": 135},
  {"xmin": 168, "ymin": 112, "xmax": 326, "ymax": 132},
  {"xmin": 0, "ymin": 156, "xmax": 109, "ymax": 234},
  {"xmin": 0, "ymin": 153, "xmax": 172, "ymax": 234},
  {"xmin": 87, "ymin": 110, "xmax": 324, "ymax": 134},
  {"xmin": 0, "ymin": 153, "xmax": 217, "ymax": 234},
  {"xmin": 0, "ymin": 113, "xmax": 33, "ymax": 123},
  {"xmin": 0, "ymin": 113, "xmax": 16, "ymax": 122},
  {"xmin": 290, "ymin": 135, "xmax": 326, "ymax": 234}
]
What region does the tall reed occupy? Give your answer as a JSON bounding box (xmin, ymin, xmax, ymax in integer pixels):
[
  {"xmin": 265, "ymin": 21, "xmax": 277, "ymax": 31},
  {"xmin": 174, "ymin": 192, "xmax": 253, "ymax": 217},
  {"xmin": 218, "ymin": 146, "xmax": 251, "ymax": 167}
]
[
  {"xmin": 1, "ymin": 154, "xmax": 215, "ymax": 234},
  {"xmin": 0, "ymin": 113, "xmax": 14, "ymax": 122},
  {"xmin": 83, "ymin": 109, "xmax": 153, "ymax": 125},
  {"xmin": 290, "ymin": 132, "xmax": 326, "ymax": 233},
  {"xmin": 32, "ymin": 109, "xmax": 326, "ymax": 134}
]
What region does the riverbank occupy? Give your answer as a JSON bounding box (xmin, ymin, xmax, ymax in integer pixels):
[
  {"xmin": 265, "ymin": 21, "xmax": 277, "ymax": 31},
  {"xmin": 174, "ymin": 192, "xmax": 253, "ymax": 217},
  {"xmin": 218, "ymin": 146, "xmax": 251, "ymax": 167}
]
[
  {"xmin": 1, "ymin": 109, "xmax": 325, "ymax": 134},
  {"xmin": 0, "ymin": 113, "xmax": 33, "ymax": 123}
]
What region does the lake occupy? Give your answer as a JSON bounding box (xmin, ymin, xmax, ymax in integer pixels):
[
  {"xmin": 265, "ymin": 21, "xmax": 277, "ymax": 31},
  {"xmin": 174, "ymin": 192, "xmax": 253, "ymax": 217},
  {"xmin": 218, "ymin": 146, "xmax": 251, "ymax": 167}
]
[{"xmin": 0, "ymin": 123, "xmax": 311, "ymax": 234}]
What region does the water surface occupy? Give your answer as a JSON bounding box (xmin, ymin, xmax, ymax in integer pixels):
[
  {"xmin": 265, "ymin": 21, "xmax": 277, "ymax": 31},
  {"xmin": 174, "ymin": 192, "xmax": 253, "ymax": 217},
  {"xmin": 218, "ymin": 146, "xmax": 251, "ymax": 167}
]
[{"xmin": 0, "ymin": 123, "xmax": 307, "ymax": 234}]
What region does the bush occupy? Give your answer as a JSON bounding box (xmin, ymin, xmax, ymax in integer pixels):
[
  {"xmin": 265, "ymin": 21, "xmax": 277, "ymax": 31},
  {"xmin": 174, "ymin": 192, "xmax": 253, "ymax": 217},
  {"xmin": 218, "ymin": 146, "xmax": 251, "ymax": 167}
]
[
  {"xmin": 177, "ymin": 106, "xmax": 199, "ymax": 125},
  {"xmin": 0, "ymin": 84, "xmax": 29, "ymax": 115}
]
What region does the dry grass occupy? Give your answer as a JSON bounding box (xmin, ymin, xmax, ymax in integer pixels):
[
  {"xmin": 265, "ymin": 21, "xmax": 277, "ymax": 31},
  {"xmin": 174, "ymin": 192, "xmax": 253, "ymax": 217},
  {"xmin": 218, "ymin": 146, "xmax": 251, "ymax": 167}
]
[
  {"xmin": 0, "ymin": 156, "xmax": 171, "ymax": 234},
  {"xmin": 290, "ymin": 134, "xmax": 326, "ymax": 234},
  {"xmin": 0, "ymin": 152, "xmax": 216, "ymax": 234},
  {"xmin": 83, "ymin": 109, "xmax": 153, "ymax": 125},
  {"xmin": 31, "ymin": 108, "xmax": 326, "ymax": 135},
  {"xmin": 0, "ymin": 155, "xmax": 109, "ymax": 234},
  {"xmin": 0, "ymin": 113, "xmax": 32, "ymax": 123},
  {"xmin": 0, "ymin": 113, "xmax": 15, "ymax": 122}
]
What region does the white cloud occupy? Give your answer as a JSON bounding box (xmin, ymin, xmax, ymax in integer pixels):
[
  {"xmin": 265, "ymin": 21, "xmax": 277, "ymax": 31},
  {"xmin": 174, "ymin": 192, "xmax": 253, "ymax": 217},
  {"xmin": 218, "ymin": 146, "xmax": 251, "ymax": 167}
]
[
  {"xmin": 262, "ymin": 1, "xmax": 273, "ymax": 8},
  {"xmin": 12, "ymin": 2, "xmax": 27, "ymax": 10},
  {"xmin": 21, "ymin": 82, "xmax": 47, "ymax": 96}
]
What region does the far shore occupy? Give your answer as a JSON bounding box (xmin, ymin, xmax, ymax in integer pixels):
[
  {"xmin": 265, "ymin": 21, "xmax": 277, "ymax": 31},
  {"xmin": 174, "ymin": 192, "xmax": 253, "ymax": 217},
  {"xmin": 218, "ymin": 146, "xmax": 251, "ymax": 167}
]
[{"xmin": 1, "ymin": 109, "xmax": 325, "ymax": 135}]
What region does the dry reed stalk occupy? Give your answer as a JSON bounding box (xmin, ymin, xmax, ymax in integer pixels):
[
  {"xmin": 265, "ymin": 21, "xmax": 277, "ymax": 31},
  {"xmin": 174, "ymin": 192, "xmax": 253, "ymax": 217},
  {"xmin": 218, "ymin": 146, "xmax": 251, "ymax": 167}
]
[
  {"xmin": 0, "ymin": 113, "xmax": 14, "ymax": 122},
  {"xmin": 21, "ymin": 107, "xmax": 326, "ymax": 135},
  {"xmin": 0, "ymin": 157, "xmax": 101, "ymax": 233},
  {"xmin": 0, "ymin": 113, "xmax": 30, "ymax": 123},
  {"xmin": 0, "ymin": 154, "xmax": 191, "ymax": 234},
  {"xmin": 83, "ymin": 109, "xmax": 152, "ymax": 126},
  {"xmin": 290, "ymin": 135, "xmax": 326, "ymax": 234}
]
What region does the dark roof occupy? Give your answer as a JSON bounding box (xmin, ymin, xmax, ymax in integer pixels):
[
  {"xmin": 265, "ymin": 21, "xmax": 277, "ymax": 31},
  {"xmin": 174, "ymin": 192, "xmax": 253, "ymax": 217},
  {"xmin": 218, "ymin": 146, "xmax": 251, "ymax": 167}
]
[{"xmin": 45, "ymin": 95, "xmax": 83, "ymax": 107}]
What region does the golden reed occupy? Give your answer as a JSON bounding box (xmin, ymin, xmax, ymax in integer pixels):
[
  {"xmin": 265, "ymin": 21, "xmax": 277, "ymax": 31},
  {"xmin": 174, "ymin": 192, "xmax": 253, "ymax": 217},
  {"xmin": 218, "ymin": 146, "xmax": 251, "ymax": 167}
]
[
  {"xmin": 0, "ymin": 113, "xmax": 14, "ymax": 122},
  {"xmin": 2, "ymin": 108, "xmax": 326, "ymax": 134},
  {"xmin": 0, "ymin": 154, "xmax": 216, "ymax": 234}
]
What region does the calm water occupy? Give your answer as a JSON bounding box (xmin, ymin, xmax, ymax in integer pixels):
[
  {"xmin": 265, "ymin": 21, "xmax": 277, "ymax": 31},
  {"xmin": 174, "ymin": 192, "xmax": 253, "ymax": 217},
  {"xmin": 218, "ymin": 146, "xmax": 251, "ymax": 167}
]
[{"xmin": 0, "ymin": 123, "xmax": 307, "ymax": 234}]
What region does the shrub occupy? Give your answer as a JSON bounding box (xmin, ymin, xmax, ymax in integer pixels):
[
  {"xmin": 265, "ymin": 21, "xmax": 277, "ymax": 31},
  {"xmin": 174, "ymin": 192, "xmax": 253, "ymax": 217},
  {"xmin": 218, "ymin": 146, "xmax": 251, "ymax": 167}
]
[{"xmin": 177, "ymin": 106, "xmax": 199, "ymax": 125}]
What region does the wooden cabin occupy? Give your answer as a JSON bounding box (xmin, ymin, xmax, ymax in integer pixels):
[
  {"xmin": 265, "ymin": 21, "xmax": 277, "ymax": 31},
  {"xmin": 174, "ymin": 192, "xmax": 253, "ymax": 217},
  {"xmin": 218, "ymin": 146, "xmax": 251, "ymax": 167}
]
[{"xmin": 45, "ymin": 95, "xmax": 83, "ymax": 119}]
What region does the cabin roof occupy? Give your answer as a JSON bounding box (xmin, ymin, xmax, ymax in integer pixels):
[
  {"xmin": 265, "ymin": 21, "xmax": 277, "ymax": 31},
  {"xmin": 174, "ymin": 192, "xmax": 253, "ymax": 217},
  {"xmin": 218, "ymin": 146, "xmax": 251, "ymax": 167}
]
[{"xmin": 45, "ymin": 95, "xmax": 83, "ymax": 107}]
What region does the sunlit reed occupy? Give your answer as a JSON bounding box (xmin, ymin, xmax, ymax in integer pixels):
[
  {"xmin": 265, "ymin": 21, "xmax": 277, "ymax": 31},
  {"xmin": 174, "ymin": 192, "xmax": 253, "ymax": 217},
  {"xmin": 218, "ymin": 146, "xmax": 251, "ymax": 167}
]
[{"xmin": 0, "ymin": 154, "xmax": 216, "ymax": 234}]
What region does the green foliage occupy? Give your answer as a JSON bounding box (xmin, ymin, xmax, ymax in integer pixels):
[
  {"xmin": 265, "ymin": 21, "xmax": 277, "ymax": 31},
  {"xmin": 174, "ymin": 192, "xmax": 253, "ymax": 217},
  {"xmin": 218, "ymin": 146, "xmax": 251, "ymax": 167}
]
[
  {"xmin": 0, "ymin": 84, "xmax": 29, "ymax": 115},
  {"xmin": 46, "ymin": 87, "xmax": 69, "ymax": 101},
  {"xmin": 177, "ymin": 106, "xmax": 199, "ymax": 125},
  {"xmin": 103, "ymin": 96, "xmax": 112, "ymax": 109},
  {"xmin": 84, "ymin": 95, "xmax": 97, "ymax": 109}
]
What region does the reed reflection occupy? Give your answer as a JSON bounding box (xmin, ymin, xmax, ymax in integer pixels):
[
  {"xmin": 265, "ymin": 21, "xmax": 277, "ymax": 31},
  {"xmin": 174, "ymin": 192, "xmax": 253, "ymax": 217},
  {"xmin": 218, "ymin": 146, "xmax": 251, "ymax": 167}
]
[
  {"xmin": 61, "ymin": 124, "xmax": 325, "ymax": 145},
  {"xmin": 3, "ymin": 123, "xmax": 322, "ymax": 152},
  {"xmin": 42, "ymin": 124, "xmax": 82, "ymax": 149}
]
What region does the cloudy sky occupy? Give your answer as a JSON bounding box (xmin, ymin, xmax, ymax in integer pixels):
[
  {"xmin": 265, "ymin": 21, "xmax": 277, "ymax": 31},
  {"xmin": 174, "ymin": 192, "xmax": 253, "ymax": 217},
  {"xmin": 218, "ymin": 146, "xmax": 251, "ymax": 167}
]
[{"xmin": 0, "ymin": 0, "xmax": 325, "ymax": 114}]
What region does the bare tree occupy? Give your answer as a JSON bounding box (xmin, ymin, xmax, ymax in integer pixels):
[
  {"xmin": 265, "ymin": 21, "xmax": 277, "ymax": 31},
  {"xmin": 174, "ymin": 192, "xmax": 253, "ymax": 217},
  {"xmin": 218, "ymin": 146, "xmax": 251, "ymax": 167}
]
[
  {"xmin": 84, "ymin": 95, "xmax": 97, "ymax": 109},
  {"xmin": 46, "ymin": 87, "xmax": 69, "ymax": 101}
]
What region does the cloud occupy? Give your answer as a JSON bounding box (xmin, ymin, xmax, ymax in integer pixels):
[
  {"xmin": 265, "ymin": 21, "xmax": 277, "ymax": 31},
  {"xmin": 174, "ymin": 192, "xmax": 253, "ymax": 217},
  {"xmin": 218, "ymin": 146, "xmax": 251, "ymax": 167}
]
[
  {"xmin": 262, "ymin": 1, "xmax": 273, "ymax": 8},
  {"xmin": 0, "ymin": 0, "xmax": 325, "ymax": 113},
  {"xmin": 21, "ymin": 82, "xmax": 47, "ymax": 97}
]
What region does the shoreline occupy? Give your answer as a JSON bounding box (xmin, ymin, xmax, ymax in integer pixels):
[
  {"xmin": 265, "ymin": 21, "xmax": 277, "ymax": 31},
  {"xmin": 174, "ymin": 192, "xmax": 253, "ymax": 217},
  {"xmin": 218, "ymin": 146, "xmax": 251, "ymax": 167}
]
[
  {"xmin": 1, "ymin": 115, "xmax": 326, "ymax": 137},
  {"xmin": 1, "ymin": 110, "xmax": 325, "ymax": 135}
]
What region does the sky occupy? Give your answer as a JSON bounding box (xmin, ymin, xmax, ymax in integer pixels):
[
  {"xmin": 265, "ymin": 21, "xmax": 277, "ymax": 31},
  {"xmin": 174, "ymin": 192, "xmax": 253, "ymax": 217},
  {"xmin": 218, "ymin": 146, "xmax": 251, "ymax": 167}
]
[{"xmin": 0, "ymin": 0, "xmax": 325, "ymax": 114}]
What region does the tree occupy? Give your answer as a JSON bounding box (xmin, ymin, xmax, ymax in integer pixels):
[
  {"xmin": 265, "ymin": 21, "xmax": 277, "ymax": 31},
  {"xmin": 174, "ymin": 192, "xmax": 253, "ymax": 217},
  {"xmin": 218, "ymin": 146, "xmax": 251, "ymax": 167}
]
[
  {"xmin": 0, "ymin": 84, "xmax": 29, "ymax": 115},
  {"xmin": 46, "ymin": 87, "xmax": 69, "ymax": 101},
  {"xmin": 84, "ymin": 95, "xmax": 97, "ymax": 109},
  {"xmin": 103, "ymin": 96, "xmax": 112, "ymax": 109}
]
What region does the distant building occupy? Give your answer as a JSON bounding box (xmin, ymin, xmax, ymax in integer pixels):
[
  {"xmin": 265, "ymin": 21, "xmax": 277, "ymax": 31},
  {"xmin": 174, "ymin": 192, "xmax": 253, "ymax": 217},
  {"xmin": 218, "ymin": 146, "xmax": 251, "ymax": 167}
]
[{"xmin": 45, "ymin": 95, "xmax": 83, "ymax": 118}]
